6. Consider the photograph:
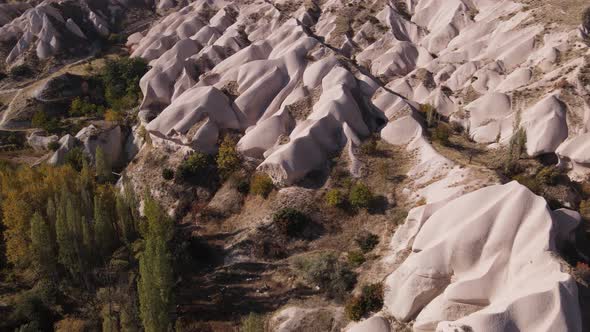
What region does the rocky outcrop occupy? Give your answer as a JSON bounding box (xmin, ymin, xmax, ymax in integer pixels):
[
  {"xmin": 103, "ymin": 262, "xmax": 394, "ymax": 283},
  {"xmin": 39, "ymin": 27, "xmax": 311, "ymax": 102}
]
[{"xmin": 383, "ymin": 182, "xmax": 582, "ymax": 331}]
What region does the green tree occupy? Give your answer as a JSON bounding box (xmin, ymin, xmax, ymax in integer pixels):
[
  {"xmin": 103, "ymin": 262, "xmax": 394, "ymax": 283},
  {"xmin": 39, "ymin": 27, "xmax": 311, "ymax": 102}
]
[
  {"xmin": 138, "ymin": 194, "xmax": 174, "ymax": 332},
  {"xmin": 116, "ymin": 194, "xmax": 136, "ymax": 243},
  {"xmin": 30, "ymin": 213, "xmax": 56, "ymax": 279},
  {"xmin": 96, "ymin": 147, "xmax": 112, "ymax": 183}
]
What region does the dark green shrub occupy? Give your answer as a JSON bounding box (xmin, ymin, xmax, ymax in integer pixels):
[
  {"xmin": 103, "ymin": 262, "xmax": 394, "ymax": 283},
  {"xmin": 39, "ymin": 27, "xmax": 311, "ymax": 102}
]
[
  {"xmin": 101, "ymin": 57, "xmax": 149, "ymax": 110},
  {"xmin": 47, "ymin": 141, "xmax": 60, "ymax": 151},
  {"xmin": 250, "ymin": 173, "xmax": 274, "ymax": 198},
  {"xmin": 432, "ymin": 123, "xmax": 450, "ymax": 145},
  {"xmin": 349, "ymin": 182, "xmax": 373, "ymax": 209},
  {"xmin": 216, "ymin": 136, "xmax": 240, "ymax": 180},
  {"xmin": 325, "ymin": 188, "xmax": 345, "ymax": 207},
  {"xmin": 345, "ymin": 283, "xmax": 384, "ymax": 321},
  {"xmin": 9, "ymin": 64, "xmax": 32, "ymax": 78},
  {"xmin": 348, "ymin": 250, "xmax": 365, "ymax": 267},
  {"xmin": 294, "ymin": 252, "xmax": 356, "ymax": 300},
  {"xmin": 69, "ymin": 97, "xmax": 106, "ymax": 117},
  {"xmin": 31, "ymin": 111, "xmax": 61, "ymax": 133},
  {"xmin": 355, "ymin": 232, "xmax": 379, "ymax": 253},
  {"xmin": 0, "ymin": 72, "xmax": 7, "ymax": 80},
  {"xmin": 177, "ymin": 152, "xmax": 212, "ymax": 184},
  {"xmin": 273, "ymin": 208, "xmax": 310, "ymax": 238},
  {"xmin": 162, "ymin": 168, "xmax": 174, "ymax": 181}
]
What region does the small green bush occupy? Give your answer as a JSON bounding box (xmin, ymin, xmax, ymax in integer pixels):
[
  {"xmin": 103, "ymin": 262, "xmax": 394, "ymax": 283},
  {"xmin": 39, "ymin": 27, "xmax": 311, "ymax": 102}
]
[
  {"xmin": 345, "ymin": 283, "xmax": 384, "ymax": 321},
  {"xmin": 47, "ymin": 141, "xmax": 60, "ymax": 151},
  {"xmin": 240, "ymin": 313, "xmax": 265, "ymax": 332},
  {"xmin": 432, "ymin": 123, "xmax": 450, "ymax": 146},
  {"xmin": 162, "ymin": 168, "xmax": 174, "ymax": 181},
  {"xmin": 325, "ymin": 188, "xmax": 345, "ymax": 207},
  {"xmin": 347, "ymin": 250, "xmax": 365, "ymax": 267},
  {"xmin": 294, "ymin": 252, "xmax": 356, "ymax": 300},
  {"xmin": 250, "ymin": 173, "xmax": 274, "ymax": 198},
  {"xmin": 216, "ymin": 136, "xmax": 241, "ymax": 180},
  {"xmin": 349, "ymin": 182, "xmax": 373, "ymax": 209},
  {"xmin": 177, "ymin": 152, "xmax": 211, "ymax": 184},
  {"xmin": 273, "ymin": 208, "xmax": 310, "ymax": 238},
  {"xmin": 355, "ymin": 232, "xmax": 379, "ymax": 253},
  {"xmin": 536, "ymin": 166, "xmax": 560, "ymax": 186}
]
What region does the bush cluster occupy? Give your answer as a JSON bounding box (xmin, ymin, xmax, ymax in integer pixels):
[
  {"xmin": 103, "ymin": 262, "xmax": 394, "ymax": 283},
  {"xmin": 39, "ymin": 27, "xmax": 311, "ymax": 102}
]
[
  {"xmin": 177, "ymin": 152, "xmax": 212, "ymax": 185},
  {"xmin": 69, "ymin": 97, "xmax": 106, "ymax": 117},
  {"xmin": 536, "ymin": 166, "xmax": 561, "ymax": 186},
  {"xmin": 355, "ymin": 232, "xmax": 379, "ymax": 253},
  {"xmin": 345, "ymin": 283, "xmax": 384, "ymax": 321},
  {"xmin": 349, "ymin": 182, "xmax": 373, "ymax": 209},
  {"xmin": 9, "ymin": 64, "xmax": 32, "ymax": 78},
  {"xmin": 347, "ymin": 250, "xmax": 365, "ymax": 267},
  {"xmin": 161, "ymin": 168, "xmax": 174, "ymax": 181},
  {"xmin": 216, "ymin": 136, "xmax": 240, "ymax": 180},
  {"xmin": 294, "ymin": 252, "xmax": 356, "ymax": 300},
  {"xmin": 273, "ymin": 208, "xmax": 310, "ymax": 238},
  {"xmin": 31, "ymin": 111, "xmax": 61, "ymax": 133}
]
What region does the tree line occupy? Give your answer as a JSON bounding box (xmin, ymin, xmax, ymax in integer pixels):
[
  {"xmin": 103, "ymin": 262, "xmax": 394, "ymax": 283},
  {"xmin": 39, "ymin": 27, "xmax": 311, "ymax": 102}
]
[{"xmin": 0, "ymin": 149, "xmax": 174, "ymax": 332}]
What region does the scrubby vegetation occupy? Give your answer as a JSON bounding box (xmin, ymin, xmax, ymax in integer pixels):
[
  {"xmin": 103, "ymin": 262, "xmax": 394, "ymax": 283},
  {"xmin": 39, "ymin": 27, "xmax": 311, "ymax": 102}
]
[
  {"xmin": 240, "ymin": 313, "xmax": 266, "ymax": 332},
  {"xmin": 162, "ymin": 168, "xmax": 174, "ymax": 181},
  {"xmin": 345, "ymin": 283, "xmax": 384, "ymax": 321},
  {"xmin": 347, "ymin": 250, "xmax": 365, "ymax": 267},
  {"xmin": 294, "ymin": 252, "xmax": 356, "ymax": 300},
  {"xmin": 355, "ymin": 232, "xmax": 379, "ymax": 253},
  {"xmin": 216, "ymin": 135, "xmax": 241, "ymax": 180},
  {"xmin": 177, "ymin": 151, "xmax": 214, "ymax": 185},
  {"xmin": 432, "ymin": 123, "xmax": 451, "ymax": 146},
  {"xmin": 9, "ymin": 64, "xmax": 33, "ymax": 79},
  {"xmin": 250, "ymin": 173, "xmax": 274, "ymax": 198},
  {"xmin": 349, "ymin": 182, "xmax": 374, "ymax": 209},
  {"xmin": 273, "ymin": 208, "xmax": 311, "ymax": 238},
  {"xmin": 325, "ymin": 188, "xmax": 345, "ymax": 207}
]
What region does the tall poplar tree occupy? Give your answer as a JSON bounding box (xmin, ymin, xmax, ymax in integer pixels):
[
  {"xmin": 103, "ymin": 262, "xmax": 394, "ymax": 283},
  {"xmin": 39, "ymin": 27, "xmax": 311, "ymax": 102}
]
[
  {"xmin": 138, "ymin": 194, "xmax": 174, "ymax": 332},
  {"xmin": 30, "ymin": 213, "xmax": 56, "ymax": 279}
]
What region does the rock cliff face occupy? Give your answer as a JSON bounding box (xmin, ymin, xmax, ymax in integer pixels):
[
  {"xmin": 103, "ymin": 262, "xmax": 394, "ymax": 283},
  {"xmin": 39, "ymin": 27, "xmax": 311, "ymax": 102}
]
[{"xmin": 123, "ymin": 1, "xmax": 589, "ymax": 329}]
